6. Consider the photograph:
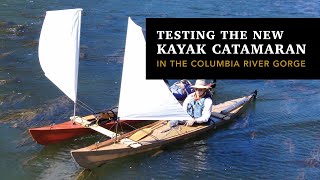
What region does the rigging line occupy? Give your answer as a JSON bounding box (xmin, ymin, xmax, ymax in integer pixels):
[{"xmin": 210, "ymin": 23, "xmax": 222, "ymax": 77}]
[
  {"xmin": 75, "ymin": 102, "xmax": 92, "ymax": 112},
  {"xmin": 115, "ymin": 120, "xmax": 119, "ymax": 140},
  {"xmin": 117, "ymin": 120, "xmax": 125, "ymax": 133},
  {"xmin": 106, "ymin": 120, "xmax": 132, "ymax": 137},
  {"xmin": 97, "ymin": 132, "xmax": 107, "ymax": 143},
  {"xmin": 77, "ymin": 99, "xmax": 96, "ymax": 112},
  {"xmin": 76, "ymin": 99, "xmax": 96, "ymax": 113},
  {"xmin": 116, "ymin": 120, "xmax": 138, "ymax": 130},
  {"xmin": 76, "ymin": 102, "xmax": 95, "ymax": 114}
]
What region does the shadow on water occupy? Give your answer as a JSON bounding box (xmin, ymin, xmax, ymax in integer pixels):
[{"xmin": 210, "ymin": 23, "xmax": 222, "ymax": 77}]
[
  {"xmin": 73, "ymin": 149, "xmax": 163, "ymax": 180},
  {"xmin": 22, "ymin": 132, "xmax": 106, "ymax": 179}
]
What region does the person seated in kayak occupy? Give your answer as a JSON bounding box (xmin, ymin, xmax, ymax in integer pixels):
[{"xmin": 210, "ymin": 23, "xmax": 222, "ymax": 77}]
[
  {"xmin": 169, "ymin": 79, "xmax": 194, "ymax": 101},
  {"xmin": 183, "ymin": 79, "xmax": 213, "ymax": 126}
]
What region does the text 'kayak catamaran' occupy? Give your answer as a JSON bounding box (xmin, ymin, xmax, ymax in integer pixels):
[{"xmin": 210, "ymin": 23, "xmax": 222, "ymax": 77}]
[{"xmin": 70, "ymin": 17, "xmax": 258, "ymax": 169}]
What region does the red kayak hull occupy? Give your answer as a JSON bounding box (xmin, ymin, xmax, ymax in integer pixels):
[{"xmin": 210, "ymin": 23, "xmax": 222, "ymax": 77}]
[{"xmin": 29, "ymin": 120, "xmax": 143, "ymax": 145}]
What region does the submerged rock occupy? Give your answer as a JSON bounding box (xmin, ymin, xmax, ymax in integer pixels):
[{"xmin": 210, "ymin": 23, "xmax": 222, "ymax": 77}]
[
  {"xmin": 0, "ymin": 80, "xmax": 6, "ymax": 85},
  {"xmin": 79, "ymin": 52, "xmax": 87, "ymax": 59},
  {"xmin": 2, "ymin": 110, "xmax": 37, "ymax": 123},
  {"xmin": 0, "ymin": 50, "xmax": 15, "ymax": 58},
  {"xmin": 0, "ymin": 77, "xmax": 22, "ymax": 85},
  {"xmin": 0, "ymin": 21, "xmax": 26, "ymax": 36},
  {"xmin": 0, "ymin": 96, "xmax": 74, "ymax": 129},
  {"xmin": 22, "ymin": 40, "xmax": 38, "ymax": 47}
]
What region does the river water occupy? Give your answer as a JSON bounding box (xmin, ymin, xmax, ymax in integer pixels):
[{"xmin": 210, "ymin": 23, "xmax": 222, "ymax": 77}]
[{"xmin": 1, "ymin": 0, "xmax": 320, "ymax": 179}]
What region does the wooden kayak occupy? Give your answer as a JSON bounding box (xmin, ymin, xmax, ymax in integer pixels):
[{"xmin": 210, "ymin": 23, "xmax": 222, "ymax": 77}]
[
  {"xmin": 29, "ymin": 108, "xmax": 144, "ymax": 145},
  {"xmin": 71, "ymin": 91, "xmax": 257, "ymax": 169}
]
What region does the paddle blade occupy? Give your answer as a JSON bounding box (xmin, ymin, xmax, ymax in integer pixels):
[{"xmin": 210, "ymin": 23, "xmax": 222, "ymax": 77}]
[{"xmin": 129, "ymin": 128, "xmax": 153, "ymax": 141}]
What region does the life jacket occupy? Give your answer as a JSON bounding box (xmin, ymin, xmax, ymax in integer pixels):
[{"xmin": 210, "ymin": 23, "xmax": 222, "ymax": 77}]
[
  {"xmin": 170, "ymin": 80, "xmax": 194, "ymax": 101},
  {"xmin": 187, "ymin": 93, "xmax": 211, "ymax": 118}
]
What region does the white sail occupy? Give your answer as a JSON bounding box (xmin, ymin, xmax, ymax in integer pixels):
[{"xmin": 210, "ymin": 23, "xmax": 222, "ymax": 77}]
[
  {"xmin": 118, "ymin": 17, "xmax": 191, "ymax": 120},
  {"xmin": 38, "ymin": 8, "xmax": 82, "ymax": 102}
]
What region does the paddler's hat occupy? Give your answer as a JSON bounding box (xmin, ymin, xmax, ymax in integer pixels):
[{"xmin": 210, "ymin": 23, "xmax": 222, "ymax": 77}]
[{"xmin": 191, "ymin": 79, "xmax": 210, "ymax": 89}]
